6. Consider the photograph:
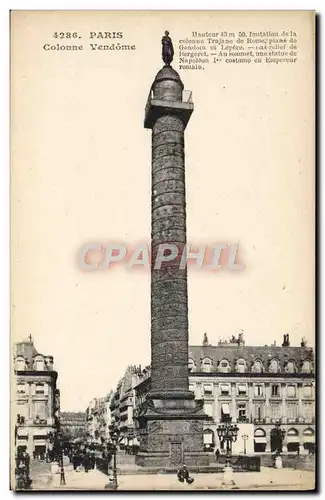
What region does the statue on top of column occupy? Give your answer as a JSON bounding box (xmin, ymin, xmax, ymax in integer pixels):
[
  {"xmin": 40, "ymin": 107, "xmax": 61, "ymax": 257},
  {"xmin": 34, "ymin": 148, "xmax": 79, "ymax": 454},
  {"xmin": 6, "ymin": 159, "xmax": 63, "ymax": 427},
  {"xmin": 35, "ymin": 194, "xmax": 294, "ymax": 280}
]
[{"xmin": 162, "ymin": 30, "xmax": 174, "ymax": 66}]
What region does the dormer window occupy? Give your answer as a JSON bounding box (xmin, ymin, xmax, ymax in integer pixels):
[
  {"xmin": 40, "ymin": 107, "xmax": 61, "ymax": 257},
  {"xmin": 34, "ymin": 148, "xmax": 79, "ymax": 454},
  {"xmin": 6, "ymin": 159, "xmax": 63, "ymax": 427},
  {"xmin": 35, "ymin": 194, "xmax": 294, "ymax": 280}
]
[
  {"xmin": 218, "ymin": 359, "xmax": 230, "ymax": 373},
  {"xmin": 34, "ymin": 357, "xmax": 44, "ymax": 371},
  {"xmin": 201, "ymin": 357, "xmax": 212, "ymax": 373},
  {"xmin": 252, "ymin": 360, "xmax": 263, "ymax": 373},
  {"xmin": 301, "ymin": 360, "xmax": 312, "ymax": 373},
  {"xmin": 269, "ymin": 358, "xmax": 280, "ymax": 373},
  {"xmin": 285, "ymin": 360, "xmax": 296, "ymax": 373},
  {"xmin": 188, "ymin": 358, "xmax": 196, "ymax": 372},
  {"xmin": 15, "ymin": 357, "xmax": 26, "ymax": 371},
  {"xmin": 235, "ymin": 358, "xmax": 246, "ymax": 373}
]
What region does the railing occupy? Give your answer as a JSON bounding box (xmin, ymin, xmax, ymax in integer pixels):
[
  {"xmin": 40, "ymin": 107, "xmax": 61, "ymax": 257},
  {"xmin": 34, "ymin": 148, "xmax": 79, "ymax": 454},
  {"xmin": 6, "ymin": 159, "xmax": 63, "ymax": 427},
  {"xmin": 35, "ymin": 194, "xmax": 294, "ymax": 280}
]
[{"xmin": 145, "ymin": 89, "xmax": 193, "ymax": 118}]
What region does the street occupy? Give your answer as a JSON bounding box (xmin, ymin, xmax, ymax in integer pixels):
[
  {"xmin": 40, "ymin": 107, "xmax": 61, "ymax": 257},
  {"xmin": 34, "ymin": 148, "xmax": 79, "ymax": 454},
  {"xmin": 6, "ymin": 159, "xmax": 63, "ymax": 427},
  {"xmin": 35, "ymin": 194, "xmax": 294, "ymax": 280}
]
[{"xmin": 32, "ymin": 465, "xmax": 315, "ymax": 491}]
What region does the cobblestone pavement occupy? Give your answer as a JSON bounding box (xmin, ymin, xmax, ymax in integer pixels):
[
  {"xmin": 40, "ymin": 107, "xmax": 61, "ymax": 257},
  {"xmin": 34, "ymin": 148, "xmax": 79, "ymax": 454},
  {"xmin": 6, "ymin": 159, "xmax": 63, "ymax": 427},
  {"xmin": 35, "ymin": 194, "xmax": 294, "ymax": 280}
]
[{"xmin": 35, "ymin": 466, "xmax": 315, "ymax": 491}]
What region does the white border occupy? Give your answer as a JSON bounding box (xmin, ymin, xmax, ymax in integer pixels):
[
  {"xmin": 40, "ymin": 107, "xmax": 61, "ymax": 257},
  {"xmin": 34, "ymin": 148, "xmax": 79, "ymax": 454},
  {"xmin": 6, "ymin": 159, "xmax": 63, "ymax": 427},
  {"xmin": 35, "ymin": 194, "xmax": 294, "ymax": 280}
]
[{"xmin": 2, "ymin": 1, "xmax": 322, "ymax": 498}]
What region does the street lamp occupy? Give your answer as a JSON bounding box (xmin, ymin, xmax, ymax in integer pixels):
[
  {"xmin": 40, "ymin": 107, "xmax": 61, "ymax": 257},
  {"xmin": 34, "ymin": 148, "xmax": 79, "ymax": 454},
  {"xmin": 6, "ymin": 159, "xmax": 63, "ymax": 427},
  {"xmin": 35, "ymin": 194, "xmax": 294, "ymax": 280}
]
[
  {"xmin": 107, "ymin": 425, "xmax": 120, "ymax": 490},
  {"xmin": 54, "ymin": 417, "xmax": 66, "ymax": 486},
  {"xmin": 217, "ymin": 421, "xmax": 239, "ymax": 458},
  {"xmin": 242, "ymin": 434, "xmax": 249, "ymax": 455},
  {"xmin": 271, "ymin": 422, "xmax": 286, "ymax": 456},
  {"xmin": 58, "ymin": 432, "xmax": 66, "ymax": 486}
]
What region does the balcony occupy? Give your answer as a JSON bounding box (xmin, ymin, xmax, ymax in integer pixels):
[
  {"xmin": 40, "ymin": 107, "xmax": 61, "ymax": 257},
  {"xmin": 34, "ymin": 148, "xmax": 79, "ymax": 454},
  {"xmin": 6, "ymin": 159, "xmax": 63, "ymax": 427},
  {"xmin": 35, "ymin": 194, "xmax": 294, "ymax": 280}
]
[
  {"xmin": 144, "ymin": 89, "xmax": 194, "ymax": 129},
  {"xmin": 237, "ymin": 417, "xmax": 249, "ymax": 424}
]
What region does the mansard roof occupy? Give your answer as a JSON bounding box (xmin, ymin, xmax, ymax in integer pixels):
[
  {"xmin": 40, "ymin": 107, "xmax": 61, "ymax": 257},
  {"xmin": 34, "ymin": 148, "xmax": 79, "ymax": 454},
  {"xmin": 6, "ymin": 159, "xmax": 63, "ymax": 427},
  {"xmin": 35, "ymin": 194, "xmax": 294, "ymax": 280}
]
[{"xmin": 188, "ymin": 344, "xmax": 314, "ymax": 372}]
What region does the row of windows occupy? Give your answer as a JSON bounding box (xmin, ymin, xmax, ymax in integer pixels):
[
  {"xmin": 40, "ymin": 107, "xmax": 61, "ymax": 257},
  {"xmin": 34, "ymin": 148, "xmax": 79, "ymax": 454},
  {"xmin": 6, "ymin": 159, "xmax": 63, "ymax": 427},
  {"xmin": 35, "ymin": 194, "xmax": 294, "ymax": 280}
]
[
  {"xmin": 189, "ymin": 382, "xmax": 314, "ymax": 398},
  {"xmin": 15, "ymin": 356, "xmax": 53, "ymax": 372},
  {"xmin": 16, "ymin": 382, "xmax": 49, "ymax": 396},
  {"xmin": 189, "ymin": 358, "xmax": 313, "ymax": 374},
  {"xmin": 203, "ymin": 400, "xmax": 315, "ymax": 421}
]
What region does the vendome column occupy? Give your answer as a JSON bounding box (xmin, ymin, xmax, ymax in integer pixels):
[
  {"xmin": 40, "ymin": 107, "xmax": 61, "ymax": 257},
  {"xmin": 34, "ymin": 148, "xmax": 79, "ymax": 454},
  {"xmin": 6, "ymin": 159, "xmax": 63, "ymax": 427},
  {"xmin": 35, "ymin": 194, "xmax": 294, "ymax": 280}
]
[{"xmin": 135, "ymin": 34, "xmax": 208, "ymax": 469}]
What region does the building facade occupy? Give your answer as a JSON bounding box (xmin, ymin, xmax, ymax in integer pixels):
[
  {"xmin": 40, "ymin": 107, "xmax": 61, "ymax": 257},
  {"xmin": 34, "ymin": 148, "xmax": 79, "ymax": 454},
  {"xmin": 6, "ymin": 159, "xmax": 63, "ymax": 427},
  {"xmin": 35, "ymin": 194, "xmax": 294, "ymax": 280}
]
[
  {"xmin": 109, "ymin": 366, "xmax": 144, "ymax": 448},
  {"xmin": 60, "ymin": 412, "xmax": 86, "ymax": 438},
  {"xmin": 133, "ymin": 333, "xmax": 315, "ymax": 455},
  {"xmin": 85, "ymin": 391, "xmax": 113, "ymax": 443},
  {"xmin": 13, "ymin": 337, "xmax": 59, "ymax": 458}
]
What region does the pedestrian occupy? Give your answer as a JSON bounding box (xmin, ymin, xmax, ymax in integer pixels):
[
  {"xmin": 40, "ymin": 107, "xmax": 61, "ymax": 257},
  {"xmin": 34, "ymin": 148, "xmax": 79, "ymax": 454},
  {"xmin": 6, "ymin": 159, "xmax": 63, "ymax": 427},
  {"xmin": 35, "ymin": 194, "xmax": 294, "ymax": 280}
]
[{"xmin": 177, "ymin": 464, "xmax": 194, "ymax": 485}]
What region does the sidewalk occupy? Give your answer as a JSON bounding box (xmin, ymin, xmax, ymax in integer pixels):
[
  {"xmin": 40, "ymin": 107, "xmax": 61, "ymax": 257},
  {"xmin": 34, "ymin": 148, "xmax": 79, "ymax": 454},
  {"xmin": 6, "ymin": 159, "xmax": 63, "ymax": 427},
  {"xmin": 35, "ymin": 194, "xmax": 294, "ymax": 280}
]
[{"xmin": 37, "ymin": 466, "xmax": 315, "ymax": 491}]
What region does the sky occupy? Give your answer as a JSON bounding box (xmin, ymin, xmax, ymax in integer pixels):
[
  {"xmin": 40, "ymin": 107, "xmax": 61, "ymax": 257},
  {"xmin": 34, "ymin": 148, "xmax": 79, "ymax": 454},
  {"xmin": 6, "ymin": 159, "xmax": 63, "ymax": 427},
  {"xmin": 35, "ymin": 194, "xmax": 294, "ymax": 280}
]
[{"xmin": 11, "ymin": 11, "xmax": 314, "ymax": 411}]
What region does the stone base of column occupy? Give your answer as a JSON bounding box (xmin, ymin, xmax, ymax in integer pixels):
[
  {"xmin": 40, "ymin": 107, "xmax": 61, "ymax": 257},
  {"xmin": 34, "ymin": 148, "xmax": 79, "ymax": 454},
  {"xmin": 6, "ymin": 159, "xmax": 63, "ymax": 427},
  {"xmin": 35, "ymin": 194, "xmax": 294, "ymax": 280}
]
[{"xmin": 135, "ymin": 398, "xmax": 211, "ymax": 469}]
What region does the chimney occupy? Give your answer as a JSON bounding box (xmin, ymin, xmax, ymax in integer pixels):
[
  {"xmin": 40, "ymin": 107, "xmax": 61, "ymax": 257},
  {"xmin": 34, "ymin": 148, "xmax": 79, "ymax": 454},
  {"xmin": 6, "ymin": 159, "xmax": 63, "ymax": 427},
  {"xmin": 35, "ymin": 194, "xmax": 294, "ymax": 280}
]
[
  {"xmin": 202, "ymin": 333, "xmax": 210, "ymax": 346},
  {"xmin": 282, "ymin": 334, "xmax": 290, "ymax": 347}
]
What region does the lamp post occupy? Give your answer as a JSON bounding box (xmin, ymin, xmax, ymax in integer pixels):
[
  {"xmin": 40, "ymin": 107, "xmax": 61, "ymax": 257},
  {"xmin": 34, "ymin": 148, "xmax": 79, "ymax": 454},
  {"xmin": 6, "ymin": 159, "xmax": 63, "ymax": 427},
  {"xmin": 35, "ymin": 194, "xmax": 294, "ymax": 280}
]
[
  {"xmin": 217, "ymin": 420, "xmax": 239, "ymax": 487},
  {"xmin": 242, "ymin": 434, "xmax": 249, "ymax": 455},
  {"xmin": 59, "ymin": 432, "xmax": 66, "ymax": 486},
  {"xmin": 54, "ymin": 416, "xmax": 66, "ymax": 486},
  {"xmin": 107, "ymin": 425, "xmax": 120, "ymax": 490},
  {"xmin": 217, "ymin": 421, "xmax": 239, "ymax": 459},
  {"xmin": 271, "ymin": 421, "xmax": 286, "ymax": 469}
]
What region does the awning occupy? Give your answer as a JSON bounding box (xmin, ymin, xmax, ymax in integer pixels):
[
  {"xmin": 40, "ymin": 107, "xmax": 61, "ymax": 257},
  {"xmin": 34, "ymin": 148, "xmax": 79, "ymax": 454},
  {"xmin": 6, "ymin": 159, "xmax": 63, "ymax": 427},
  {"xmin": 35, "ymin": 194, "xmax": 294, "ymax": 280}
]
[
  {"xmin": 254, "ymin": 437, "xmax": 267, "ymax": 443},
  {"xmin": 17, "ymin": 428, "xmax": 28, "ymax": 437},
  {"xmin": 203, "ymin": 433, "xmax": 213, "ymax": 444},
  {"xmin": 221, "ymin": 403, "xmax": 230, "ymax": 414},
  {"xmin": 287, "ymin": 436, "xmax": 299, "ymax": 443},
  {"xmin": 33, "ymin": 429, "xmax": 47, "ymax": 437},
  {"xmin": 34, "ymin": 440, "xmax": 46, "ymax": 445}
]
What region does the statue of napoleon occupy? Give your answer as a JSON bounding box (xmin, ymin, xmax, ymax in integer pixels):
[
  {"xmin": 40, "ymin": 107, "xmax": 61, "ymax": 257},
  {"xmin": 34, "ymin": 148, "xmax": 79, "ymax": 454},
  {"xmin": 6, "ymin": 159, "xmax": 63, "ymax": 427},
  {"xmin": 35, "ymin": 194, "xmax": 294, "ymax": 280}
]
[{"xmin": 162, "ymin": 30, "xmax": 174, "ymax": 66}]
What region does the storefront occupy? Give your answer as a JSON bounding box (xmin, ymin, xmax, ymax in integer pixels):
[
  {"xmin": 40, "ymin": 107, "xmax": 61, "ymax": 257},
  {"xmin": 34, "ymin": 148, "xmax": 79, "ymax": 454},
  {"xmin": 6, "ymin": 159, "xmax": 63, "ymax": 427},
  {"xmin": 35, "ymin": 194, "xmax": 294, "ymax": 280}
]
[
  {"xmin": 303, "ymin": 428, "xmax": 315, "ymax": 454},
  {"xmin": 16, "ymin": 428, "xmax": 29, "ymax": 453},
  {"xmin": 33, "ymin": 429, "xmax": 48, "ymax": 459},
  {"xmin": 254, "ymin": 428, "xmax": 266, "ymax": 453},
  {"xmin": 286, "ymin": 428, "xmax": 299, "ymax": 453}
]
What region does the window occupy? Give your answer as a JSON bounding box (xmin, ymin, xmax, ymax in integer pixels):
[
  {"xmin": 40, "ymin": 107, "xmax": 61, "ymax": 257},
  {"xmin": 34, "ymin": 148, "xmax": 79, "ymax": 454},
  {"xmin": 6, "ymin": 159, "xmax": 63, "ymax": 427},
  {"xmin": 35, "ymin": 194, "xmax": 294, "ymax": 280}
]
[
  {"xmin": 269, "ymin": 359, "xmax": 280, "ymax": 373},
  {"xmin": 237, "ymin": 403, "xmax": 247, "ymax": 421},
  {"xmin": 15, "ymin": 357, "xmax": 25, "ymax": 371},
  {"xmin": 285, "ymin": 361, "xmax": 296, "ymax": 373},
  {"xmin": 35, "ymin": 358, "xmax": 44, "ymax": 371},
  {"xmin": 301, "ymin": 360, "xmax": 312, "ymax": 373},
  {"xmin": 35, "ymin": 383, "xmax": 45, "ymax": 395},
  {"xmin": 33, "ymin": 401, "xmax": 48, "ymax": 420},
  {"xmin": 221, "ymin": 403, "xmax": 231, "ymax": 422},
  {"xmin": 287, "ymin": 385, "xmax": 297, "ymax": 398},
  {"xmin": 17, "ymin": 383, "xmax": 26, "ymax": 394},
  {"xmin": 235, "ymin": 358, "xmax": 246, "ymax": 373},
  {"xmin": 270, "ymin": 403, "xmax": 281, "ymax": 419},
  {"xmin": 219, "ymin": 359, "xmax": 230, "ymax": 373},
  {"xmin": 220, "ymin": 384, "xmax": 230, "ymax": 396},
  {"xmin": 303, "ymin": 385, "xmax": 312, "ymax": 398},
  {"xmin": 201, "ymin": 358, "xmax": 212, "ymax": 373},
  {"xmin": 203, "ymin": 384, "xmax": 213, "ymax": 395},
  {"xmin": 188, "ymin": 358, "xmax": 196, "ymax": 372},
  {"xmin": 271, "ymin": 384, "xmax": 280, "ymax": 397},
  {"xmin": 287, "ymin": 404, "xmax": 298, "ymax": 420},
  {"xmin": 237, "ymin": 384, "xmax": 248, "ymax": 396},
  {"xmin": 204, "ymin": 403, "xmax": 213, "ymax": 417},
  {"xmin": 254, "ymin": 403, "xmax": 264, "ymax": 421},
  {"xmin": 302, "ymin": 402, "xmax": 314, "ymax": 420},
  {"xmin": 254, "ymin": 384, "xmax": 264, "ymax": 397},
  {"xmin": 252, "ymin": 360, "xmax": 263, "ymax": 373}
]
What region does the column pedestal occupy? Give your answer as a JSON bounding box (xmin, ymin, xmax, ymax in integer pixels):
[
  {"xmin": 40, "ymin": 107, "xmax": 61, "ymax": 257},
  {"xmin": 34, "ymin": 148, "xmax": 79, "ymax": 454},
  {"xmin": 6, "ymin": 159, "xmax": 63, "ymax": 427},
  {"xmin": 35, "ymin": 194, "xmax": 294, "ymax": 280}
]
[{"xmin": 135, "ymin": 398, "xmax": 209, "ymax": 468}]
